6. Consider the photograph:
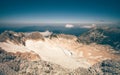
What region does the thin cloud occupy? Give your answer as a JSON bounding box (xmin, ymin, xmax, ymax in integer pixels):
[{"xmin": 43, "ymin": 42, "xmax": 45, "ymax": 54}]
[{"xmin": 65, "ymin": 24, "xmax": 74, "ymax": 28}]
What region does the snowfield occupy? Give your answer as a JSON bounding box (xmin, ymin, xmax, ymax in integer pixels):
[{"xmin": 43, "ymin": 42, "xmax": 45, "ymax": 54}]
[
  {"xmin": 25, "ymin": 39, "xmax": 90, "ymax": 69},
  {"xmin": 0, "ymin": 37, "xmax": 119, "ymax": 69}
]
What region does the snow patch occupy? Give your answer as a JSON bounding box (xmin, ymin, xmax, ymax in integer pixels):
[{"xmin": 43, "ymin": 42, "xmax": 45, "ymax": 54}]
[
  {"xmin": 25, "ymin": 39, "xmax": 90, "ymax": 69},
  {"xmin": 0, "ymin": 41, "xmax": 30, "ymax": 53},
  {"xmin": 40, "ymin": 30, "xmax": 53, "ymax": 37}
]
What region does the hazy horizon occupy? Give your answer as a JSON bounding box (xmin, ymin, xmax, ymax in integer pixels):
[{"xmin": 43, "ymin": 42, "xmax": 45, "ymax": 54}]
[{"xmin": 0, "ymin": 0, "xmax": 120, "ymax": 24}]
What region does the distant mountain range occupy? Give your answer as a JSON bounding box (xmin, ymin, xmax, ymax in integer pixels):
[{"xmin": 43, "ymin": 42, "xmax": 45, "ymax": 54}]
[{"xmin": 0, "ymin": 25, "xmax": 89, "ymax": 36}]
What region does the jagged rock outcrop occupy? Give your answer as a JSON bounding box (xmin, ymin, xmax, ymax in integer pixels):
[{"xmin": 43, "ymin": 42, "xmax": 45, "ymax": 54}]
[
  {"xmin": 0, "ymin": 31, "xmax": 25, "ymax": 45},
  {"xmin": 0, "ymin": 48, "xmax": 20, "ymax": 75},
  {"xmin": 88, "ymin": 60, "xmax": 120, "ymax": 75},
  {"xmin": 0, "ymin": 47, "xmax": 16, "ymax": 63},
  {"xmin": 19, "ymin": 60, "xmax": 70, "ymax": 75},
  {"xmin": 70, "ymin": 60, "xmax": 120, "ymax": 75},
  {"xmin": 0, "ymin": 64, "xmax": 17, "ymax": 75},
  {"xmin": 77, "ymin": 27, "xmax": 120, "ymax": 50}
]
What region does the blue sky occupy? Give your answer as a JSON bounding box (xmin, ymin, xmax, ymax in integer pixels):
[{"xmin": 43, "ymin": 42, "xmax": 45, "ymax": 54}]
[{"xmin": 0, "ymin": 0, "xmax": 120, "ymax": 24}]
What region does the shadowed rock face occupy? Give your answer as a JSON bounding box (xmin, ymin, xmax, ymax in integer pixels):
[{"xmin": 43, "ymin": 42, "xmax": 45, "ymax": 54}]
[
  {"xmin": 78, "ymin": 27, "xmax": 120, "ymax": 50},
  {"xmin": 0, "ymin": 47, "xmax": 17, "ymax": 63},
  {"xmin": 25, "ymin": 32, "xmax": 44, "ymax": 41},
  {"xmin": 0, "ymin": 31, "xmax": 25, "ymax": 45},
  {"xmin": 88, "ymin": 60, "xmax": 120, "ymax": 75},
  {"xmin": 0, "ymin": 48, "xmax": 20, "ymax": 75},
  {"xmin": 70, "ymin": 60, "xmax": 120, "ymax": 75}
]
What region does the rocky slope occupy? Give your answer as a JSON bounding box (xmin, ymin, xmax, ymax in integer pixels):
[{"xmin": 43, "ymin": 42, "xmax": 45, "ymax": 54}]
[
  {"xmin": 0, "ymin": 48, "xmax": 70, "ymax": 75},
  {"xmin": 0, "ymin": 28, "xmax": 120, "ymax": 75},
  {"xmin": 0, "ymin": 31, "xmax": 25, "ymax": 45},
  {"xmin": 77, "ymin": 27, "xmax": 120, "ymax": 50},
  {"xmin": 71, "ymin": 60, "xmax": 120, "ymax": 75},
  {"xmin": 0, "ymin": 47, "xmax": 120, "ymax": 75}
]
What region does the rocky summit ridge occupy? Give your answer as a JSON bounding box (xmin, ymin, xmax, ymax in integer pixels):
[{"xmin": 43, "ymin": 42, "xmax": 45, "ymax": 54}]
[{"xmin": 78, "ymin": 27, "xmax": 120, "ymax": 50}]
